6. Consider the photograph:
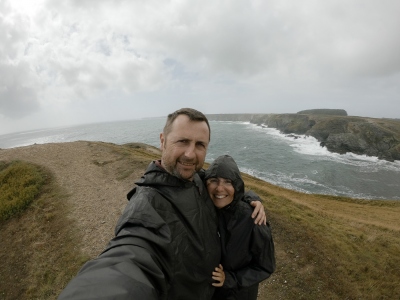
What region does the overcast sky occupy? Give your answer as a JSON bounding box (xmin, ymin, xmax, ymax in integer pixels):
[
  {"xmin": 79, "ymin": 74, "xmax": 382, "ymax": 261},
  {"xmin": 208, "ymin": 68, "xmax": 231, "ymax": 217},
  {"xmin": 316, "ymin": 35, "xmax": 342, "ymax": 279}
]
[{"xmin": 1, "ymin": 0, "xmax": 399, "ymax": 135}]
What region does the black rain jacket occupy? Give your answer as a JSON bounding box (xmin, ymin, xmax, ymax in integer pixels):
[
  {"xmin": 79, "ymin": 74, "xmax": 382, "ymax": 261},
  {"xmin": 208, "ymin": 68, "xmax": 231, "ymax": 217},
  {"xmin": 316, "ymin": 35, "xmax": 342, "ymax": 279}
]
[
  {"xmin": 204, "ymin": 155, "xmax": 276, "ymax": 300},
  {"xmin": 58, "ymin": 160, "xmax": 221, "ymax": 300}
]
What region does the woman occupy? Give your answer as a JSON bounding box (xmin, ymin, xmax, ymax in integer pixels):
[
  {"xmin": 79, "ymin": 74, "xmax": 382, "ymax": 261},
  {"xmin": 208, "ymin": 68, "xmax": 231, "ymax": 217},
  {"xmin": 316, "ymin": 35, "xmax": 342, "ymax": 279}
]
[{"xmin": 206, "ymin": 155, "xmax": 276, "ymax": 300}]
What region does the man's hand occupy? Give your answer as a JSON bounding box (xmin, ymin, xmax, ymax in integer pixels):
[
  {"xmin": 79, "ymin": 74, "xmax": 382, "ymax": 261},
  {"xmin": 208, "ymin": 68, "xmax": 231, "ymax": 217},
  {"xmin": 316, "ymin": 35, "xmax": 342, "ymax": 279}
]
[{"xmin": 250, "ymin": 201, "xmax": 267, "ymax": 225}]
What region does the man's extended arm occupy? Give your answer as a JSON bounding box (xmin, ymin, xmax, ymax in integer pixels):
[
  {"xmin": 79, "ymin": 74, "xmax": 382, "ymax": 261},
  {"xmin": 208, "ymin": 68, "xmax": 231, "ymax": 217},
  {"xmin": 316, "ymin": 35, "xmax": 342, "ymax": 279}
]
[{"xmin": 58, "ymin": 238, "xmax": 166, "ymax": 299}]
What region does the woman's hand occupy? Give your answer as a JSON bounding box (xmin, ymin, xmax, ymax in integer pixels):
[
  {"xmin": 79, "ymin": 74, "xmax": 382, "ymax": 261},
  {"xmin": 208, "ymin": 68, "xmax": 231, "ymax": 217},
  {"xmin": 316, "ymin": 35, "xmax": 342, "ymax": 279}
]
[
  {"xmin": 212, "ymin": 264, "xmax": 225, "ymax": 287},
  {"xmin": 250, "ymin": 201, "xmax": 267, "ymax": 225}
]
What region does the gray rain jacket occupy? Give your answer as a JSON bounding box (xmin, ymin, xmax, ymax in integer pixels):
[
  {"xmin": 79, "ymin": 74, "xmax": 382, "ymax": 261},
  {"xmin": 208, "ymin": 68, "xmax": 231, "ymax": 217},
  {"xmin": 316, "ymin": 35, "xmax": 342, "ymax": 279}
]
[
  {"xmin": 204, "ymin": 155, "xmax": 276, "ymax": 300},
  {"xmin": 58, "ymin": 160, "xmax": 221, "ymax": 300}
]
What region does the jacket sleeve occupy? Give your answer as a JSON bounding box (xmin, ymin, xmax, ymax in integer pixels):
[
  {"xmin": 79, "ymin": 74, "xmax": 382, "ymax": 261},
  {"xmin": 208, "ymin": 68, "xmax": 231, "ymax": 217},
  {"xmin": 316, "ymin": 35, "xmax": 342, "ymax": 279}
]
[
  {"xmin": 223, "ymin": 223, "xmax": 276, "ymax": 289},
  {"xmin": 242, "ymin": 190, "xmax": 262, "ymax": 204},
  {"xmin": 58, "ymin": 188, "xmax": 171, "ymax": 300}
]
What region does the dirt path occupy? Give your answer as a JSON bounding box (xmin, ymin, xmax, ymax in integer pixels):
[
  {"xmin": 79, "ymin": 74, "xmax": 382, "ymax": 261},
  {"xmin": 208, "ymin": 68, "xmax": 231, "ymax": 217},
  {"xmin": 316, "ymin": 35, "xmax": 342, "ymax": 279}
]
[{"xmin": 0, "ymin": 141, "xmax": 151, "ymax": 257}]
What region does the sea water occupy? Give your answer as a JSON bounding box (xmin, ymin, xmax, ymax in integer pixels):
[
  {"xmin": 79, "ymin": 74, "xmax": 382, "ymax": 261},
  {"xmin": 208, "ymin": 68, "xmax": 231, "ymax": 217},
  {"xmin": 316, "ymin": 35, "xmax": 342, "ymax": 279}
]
[{"xmin": 1, "ymin": 118, "xmax": 399, "ymax": 200}]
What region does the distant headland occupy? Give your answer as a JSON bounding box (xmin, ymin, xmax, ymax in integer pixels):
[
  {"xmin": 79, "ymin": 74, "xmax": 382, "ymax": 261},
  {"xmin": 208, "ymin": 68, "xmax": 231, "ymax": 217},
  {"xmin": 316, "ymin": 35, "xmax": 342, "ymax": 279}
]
[{"xmin": 206, "ymin": 109, "xmax": 400, "ymax": 162}]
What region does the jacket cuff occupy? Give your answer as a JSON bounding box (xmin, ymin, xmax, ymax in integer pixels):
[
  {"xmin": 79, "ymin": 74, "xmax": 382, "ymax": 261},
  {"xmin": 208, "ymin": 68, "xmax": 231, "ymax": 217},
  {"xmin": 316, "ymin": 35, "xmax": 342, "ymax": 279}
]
[
  {"xmin": 242, "ymin": 190, "xmax": 261, "ymax": 204},
  {"xmin": 222, "ymin": 271, "xmax": 237, "ymax": 289}
]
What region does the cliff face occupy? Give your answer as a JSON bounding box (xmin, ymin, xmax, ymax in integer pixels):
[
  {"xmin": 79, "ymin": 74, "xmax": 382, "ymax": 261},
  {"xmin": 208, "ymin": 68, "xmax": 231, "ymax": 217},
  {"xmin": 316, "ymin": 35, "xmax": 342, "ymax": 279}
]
[{"xmin": 206, "ymin": 114, "xmax": 400, "ymax": 161}]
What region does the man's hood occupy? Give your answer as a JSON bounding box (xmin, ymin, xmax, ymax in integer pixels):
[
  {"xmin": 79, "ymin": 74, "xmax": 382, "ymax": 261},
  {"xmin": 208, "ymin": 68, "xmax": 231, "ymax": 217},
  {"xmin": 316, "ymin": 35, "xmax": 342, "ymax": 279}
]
[{"xmin": 127, "ymin": 160, "xmax": 203, "ymax": 200}]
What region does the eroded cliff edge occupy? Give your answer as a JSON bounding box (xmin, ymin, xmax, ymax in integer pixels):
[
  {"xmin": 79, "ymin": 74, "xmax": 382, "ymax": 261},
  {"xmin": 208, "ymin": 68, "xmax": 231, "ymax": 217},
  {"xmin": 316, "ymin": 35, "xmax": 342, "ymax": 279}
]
[{"xmin": 206, "ymin": 113, "xmax": 400, "ymax": 161}]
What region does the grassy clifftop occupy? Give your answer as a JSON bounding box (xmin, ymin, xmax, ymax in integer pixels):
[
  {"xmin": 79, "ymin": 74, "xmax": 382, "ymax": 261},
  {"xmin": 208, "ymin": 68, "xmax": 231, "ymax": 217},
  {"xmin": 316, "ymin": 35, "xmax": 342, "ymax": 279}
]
[
  {"xmin": 297, "ymin": 109, "xmax": 348, "ymax": 116},
  {"xmin": 1, "ymin": 141, "xmax": 399, "ymax": 299}
]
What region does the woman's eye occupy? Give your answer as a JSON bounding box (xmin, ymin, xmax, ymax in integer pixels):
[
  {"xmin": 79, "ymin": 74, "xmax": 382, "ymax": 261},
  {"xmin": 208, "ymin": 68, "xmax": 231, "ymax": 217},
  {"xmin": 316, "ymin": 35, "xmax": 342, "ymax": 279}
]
[{"xmin": 207, "ymin": 178, "xmax": 233, "ymax": 186}]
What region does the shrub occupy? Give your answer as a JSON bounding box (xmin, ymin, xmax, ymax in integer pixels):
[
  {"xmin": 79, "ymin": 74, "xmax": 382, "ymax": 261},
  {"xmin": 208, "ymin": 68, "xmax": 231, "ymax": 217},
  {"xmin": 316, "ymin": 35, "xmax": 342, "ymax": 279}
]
[{"xmin": 0, "ymin": 161, "xmax": 45, "ymax": 221}]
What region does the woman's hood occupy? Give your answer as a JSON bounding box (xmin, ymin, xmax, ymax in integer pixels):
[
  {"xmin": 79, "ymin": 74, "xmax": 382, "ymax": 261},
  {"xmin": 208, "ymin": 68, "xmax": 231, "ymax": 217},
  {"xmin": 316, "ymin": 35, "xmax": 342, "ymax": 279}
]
[{"xmin": 204, "ymin": 155, "xmax": 244, "ymax": 207}]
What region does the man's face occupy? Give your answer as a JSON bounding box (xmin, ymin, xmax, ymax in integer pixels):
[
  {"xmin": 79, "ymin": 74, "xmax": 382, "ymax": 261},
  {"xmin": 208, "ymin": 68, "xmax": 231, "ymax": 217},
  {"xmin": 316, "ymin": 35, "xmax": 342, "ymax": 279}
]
[{"xmin": 160, "ymin": 114, "xmax": 209, "ymax": 181}]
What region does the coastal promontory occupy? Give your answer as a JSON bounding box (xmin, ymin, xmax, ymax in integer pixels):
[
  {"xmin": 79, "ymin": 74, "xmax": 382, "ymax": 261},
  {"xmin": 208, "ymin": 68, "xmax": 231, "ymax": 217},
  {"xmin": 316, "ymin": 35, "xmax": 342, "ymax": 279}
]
[{"xmin": 206, "ymin": 111, "xmax": 400, "ymax": 161}]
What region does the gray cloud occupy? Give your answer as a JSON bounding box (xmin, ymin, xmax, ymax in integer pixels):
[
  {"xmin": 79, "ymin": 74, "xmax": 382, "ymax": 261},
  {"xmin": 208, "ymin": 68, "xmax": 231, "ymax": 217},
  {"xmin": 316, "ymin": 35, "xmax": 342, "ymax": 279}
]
[
  {"xmin": 0, "ymin": 84, "xmax": 39, "ymax": 118},
  {"xmin": 0, "ymin": 0, "xmax": 399, "ymax": 134},
  {"xmin": 0, "ymin": 2, "xmax": 40, "ymax": 118},
  {"xmin": 0, "ymin": 61, "xmax": 40, "ymax": 118}
]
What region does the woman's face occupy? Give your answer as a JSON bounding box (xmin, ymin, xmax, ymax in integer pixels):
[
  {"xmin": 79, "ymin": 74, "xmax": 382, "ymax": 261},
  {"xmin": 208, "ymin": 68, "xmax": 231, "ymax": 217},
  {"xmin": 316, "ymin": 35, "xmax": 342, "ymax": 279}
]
[{"xmin": 206, "ymin": 177, "xmax": 235, "ymax": 209}]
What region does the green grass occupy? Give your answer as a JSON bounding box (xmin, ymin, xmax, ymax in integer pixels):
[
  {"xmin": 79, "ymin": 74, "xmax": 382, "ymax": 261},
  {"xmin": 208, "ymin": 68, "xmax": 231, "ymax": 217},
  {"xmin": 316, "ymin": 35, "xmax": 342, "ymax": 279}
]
[{"xmin": 0, "ymin": 161, "xmax": 45, "ymax": 221}]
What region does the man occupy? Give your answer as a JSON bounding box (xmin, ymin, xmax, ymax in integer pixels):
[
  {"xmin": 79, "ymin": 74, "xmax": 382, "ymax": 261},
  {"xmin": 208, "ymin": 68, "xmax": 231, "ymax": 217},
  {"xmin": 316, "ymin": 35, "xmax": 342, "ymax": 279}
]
[{"xmin": 58, "ymin": 108, "xmax": 265, "ymax": 300}]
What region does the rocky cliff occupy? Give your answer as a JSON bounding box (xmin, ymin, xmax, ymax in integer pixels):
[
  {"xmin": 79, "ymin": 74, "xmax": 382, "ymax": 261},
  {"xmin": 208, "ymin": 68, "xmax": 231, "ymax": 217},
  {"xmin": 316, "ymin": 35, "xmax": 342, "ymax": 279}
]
[
  {"xmin": 206, "ymin": 113, "xmax": 400, "ymax": 161},
  {"xmin": 297, "ymin": 109, "xmax": 348, "ymax": 116}
]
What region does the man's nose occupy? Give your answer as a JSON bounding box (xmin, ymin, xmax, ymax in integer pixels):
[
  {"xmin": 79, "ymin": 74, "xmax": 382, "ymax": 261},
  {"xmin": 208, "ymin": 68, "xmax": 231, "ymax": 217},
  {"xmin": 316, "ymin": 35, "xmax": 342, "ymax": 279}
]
[{"xmin": 184, "ymin": 143, "xmax": 196, "ymax": 158}]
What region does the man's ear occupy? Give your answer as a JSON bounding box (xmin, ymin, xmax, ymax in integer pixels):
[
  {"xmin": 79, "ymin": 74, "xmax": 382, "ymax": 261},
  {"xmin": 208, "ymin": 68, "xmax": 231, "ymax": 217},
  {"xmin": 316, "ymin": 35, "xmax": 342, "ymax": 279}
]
[{"xmin": 160, "ymin": 132, "xmax": 165, "ymax": 150}]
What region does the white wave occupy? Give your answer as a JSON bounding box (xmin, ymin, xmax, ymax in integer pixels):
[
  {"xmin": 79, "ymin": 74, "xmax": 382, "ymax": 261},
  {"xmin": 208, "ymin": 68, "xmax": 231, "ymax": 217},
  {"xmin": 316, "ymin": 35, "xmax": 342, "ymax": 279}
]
[
  {"xmin": 210, "ymin": 120, "xmax": 250, "ymax": 125},
  {"xmin": 1, "ymin": 141, "xmax": 33, "ymax": 149},
  {"xmin": 324, "ymin": 152, "xmax": 400, "ymax": 172},
  {"xmin": 247, "ymin": 123, "xmax": 400, "ymax": 173}
]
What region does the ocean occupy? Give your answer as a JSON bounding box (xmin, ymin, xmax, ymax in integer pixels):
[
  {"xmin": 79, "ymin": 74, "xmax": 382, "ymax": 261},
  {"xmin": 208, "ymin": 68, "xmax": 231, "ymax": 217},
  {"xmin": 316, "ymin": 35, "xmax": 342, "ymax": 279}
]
[{"xmin": 1, "ymin": 118, "xmax": 399, "ymax": 200}]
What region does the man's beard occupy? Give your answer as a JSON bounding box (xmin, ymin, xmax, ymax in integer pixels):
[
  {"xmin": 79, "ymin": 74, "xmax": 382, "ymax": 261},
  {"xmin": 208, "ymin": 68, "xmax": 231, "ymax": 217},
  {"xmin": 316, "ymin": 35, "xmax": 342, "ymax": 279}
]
[
  {"xmin": 172, "ymin": 165, "xmax": 197, "ymax": 181},
  {"xmin": 162, "ymin": 157, "xmax": 199, "ymax": 181}
]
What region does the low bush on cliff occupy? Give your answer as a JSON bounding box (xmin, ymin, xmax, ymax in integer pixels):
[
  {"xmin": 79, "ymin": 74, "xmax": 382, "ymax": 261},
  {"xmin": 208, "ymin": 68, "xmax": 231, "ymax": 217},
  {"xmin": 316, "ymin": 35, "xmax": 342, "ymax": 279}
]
[{"xmin": 0, "ymin": 161, "xmax": 45, "ymax": 221}]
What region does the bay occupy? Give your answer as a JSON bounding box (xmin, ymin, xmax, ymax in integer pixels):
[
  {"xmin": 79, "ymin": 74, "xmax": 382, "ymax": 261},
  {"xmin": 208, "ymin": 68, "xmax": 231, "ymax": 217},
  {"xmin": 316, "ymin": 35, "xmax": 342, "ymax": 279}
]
[{"xmin": 1, "ymin": 118, "xmax": 399, "ymax": 200}]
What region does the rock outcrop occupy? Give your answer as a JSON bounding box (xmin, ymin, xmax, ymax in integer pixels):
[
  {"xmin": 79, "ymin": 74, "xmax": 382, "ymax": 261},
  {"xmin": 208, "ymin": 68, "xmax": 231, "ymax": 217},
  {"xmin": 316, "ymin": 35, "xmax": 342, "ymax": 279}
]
[
  {"xmin": 297, "ymin": 109, "xmax": 348, "ymax": 116},
  {"xmin": 206, "ymin": 113, "xmax": 400, "ymax": 161}
]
